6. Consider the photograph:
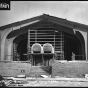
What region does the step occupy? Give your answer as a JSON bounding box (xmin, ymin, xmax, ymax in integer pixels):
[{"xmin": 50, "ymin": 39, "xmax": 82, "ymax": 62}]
[
  {"xmin": 29, "ymin": 66, "xmax": 52, "ymax": 76},
  {"xmin": 30, "ymin": 66, "xmax": 51, "ymax": 72}
]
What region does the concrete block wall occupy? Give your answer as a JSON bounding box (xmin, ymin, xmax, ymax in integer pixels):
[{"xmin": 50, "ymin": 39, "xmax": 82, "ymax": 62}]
[
  {"xmin": 52, "ymin": 60, "xmax": 88, "ymax": 78},
  {"xmin": 0, "ymin": 61, "xmax": 31, "ymax": 77},
  {"xmin": 1, "ymin": 60, "xmax": 88, "ymax": 78}
]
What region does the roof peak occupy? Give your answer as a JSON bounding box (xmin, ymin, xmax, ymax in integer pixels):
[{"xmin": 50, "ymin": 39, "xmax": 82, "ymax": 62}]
[
  {"xmin": 42, "ymin": 13, "xmax": 49, "ymax": 16},
  {"xmin": 0, "ymin": 13, "xmax": 88, "ymax": 30}
]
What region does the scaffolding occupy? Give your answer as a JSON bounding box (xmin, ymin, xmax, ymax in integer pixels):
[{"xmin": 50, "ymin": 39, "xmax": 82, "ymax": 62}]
[{"xmin": 28, "ymin": 28, "xmax": 64, "ymax": 60}]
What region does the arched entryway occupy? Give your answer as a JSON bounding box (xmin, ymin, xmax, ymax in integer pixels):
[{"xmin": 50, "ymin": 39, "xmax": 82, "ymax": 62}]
[
  {"xmin": 13, "ymin": 33, "xmax": 28, "ymax": 61},
  {"xmin": 17, "ymin": 39, "xmax": 27, "ymax": 61},
  {"xmin": 12, "ymin": 27, "xmax": 85, "ymax": 64},
  {"xmin": 64, "ymin": 33, "xmax": 82, "ymax": 60}
]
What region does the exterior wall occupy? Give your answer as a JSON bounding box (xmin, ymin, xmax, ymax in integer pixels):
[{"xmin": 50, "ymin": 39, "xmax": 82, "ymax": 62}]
[
  {"xmin": 51, "ymin": 60, "xmax": 88, "ymax": 78},
  {"xmin": 0, "ymin": 61, "xmax": 31, "ymax": 76}
]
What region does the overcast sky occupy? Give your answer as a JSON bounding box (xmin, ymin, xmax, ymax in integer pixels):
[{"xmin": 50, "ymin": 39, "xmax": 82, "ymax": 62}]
[{"xmin": 0, "ymin": 1, "xmax": 88, "ymax": 27}]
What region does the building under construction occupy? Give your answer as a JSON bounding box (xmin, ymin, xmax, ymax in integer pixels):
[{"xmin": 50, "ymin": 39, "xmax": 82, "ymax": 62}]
[{"xmin": 0, "ymin": 14, "xmax": 88, "ymax": 78}]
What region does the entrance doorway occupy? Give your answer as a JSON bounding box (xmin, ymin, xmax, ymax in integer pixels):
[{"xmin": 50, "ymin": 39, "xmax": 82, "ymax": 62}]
[
  {"xmin": 64, "ymin": 33, "xmax": 82, "ymax": 60},
  {"xmin": 13, "ymin": 27, "xmax": 84, "ymax": 65}
]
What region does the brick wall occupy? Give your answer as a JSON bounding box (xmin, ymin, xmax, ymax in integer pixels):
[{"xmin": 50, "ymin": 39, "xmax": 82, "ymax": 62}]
[{"xmin": 52, "ymin": 60, "xmax": 88, "ymax": 78}]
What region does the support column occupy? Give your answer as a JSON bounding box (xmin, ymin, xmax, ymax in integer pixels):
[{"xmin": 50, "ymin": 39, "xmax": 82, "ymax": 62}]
[
  {"xmin": 13, "ymin": 43, "xmax": 18, "ymax": 61},
  {"xmin": 0, "ymin": 30, "xmax": 1, "ymax": 60},
  {"xmin": 78, "ymin": 30, "xmax": 87, "ymax": 60},
  {"xmin": 87, "ymin": 30, "xmax": 88, "ymax": 61},
  {"xmin": 6, "ymin": 38, "xmax": 14, "ymax": 61},
  {"xmin": 73, "ymin": 29, "xmax": 87, "ymax": 60},
  {"xmin": 28, "ymin": 29, "xmax": 31, "ymax": 61},
  {"xmin": 1, "ymin": 28, "xmax": 13, "ymax": 60},
  {"xmin": 42, "ymin": 54, "xmax": 44, "ymax": 65}
]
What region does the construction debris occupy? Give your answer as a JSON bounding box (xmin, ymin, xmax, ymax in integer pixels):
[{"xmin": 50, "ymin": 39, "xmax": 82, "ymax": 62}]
[
  {"xmin": 1, "ymin": 74, "xmax": 88, "ymax": 87},
  {"xmin": 41, "ymin": 75, "xmax": 51, "ymax": 78}
]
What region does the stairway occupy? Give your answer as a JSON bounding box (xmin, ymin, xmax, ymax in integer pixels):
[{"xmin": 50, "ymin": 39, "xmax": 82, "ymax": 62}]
[{"xmin": 29, "ymin": 66, "xmax": 52, "ymax": 77}]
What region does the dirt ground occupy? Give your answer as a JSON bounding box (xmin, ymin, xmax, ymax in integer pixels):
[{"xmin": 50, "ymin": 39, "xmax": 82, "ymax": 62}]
[
  {"xmin": 7, "ymin": 77, "xmax": 88, "ymax": 87},
  {"xmin": 8, "ymin": 80, "xmax": 88, "ymax": 87}
]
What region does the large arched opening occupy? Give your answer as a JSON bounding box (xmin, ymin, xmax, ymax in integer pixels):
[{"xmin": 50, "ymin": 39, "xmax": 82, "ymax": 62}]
[
  {"xmin": 4, "ymin": 18, "xmax": 85, "ymax": 65},
  {"xmin": 64, "ymin": 33, "xmax": 82, "ymax": 60},
  {"xmin": 11, "ymin": 27, "xmax": 85, "ymax": 64},
  {"xmin": 13, "ymin": 33, "xmax": 28, "ymax": 61}
]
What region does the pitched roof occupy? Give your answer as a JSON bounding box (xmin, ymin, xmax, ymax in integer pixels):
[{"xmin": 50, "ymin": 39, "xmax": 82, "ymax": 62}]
[{"xmin": 0, "ymin": 14, "xmax": 88, "ymax": 30}]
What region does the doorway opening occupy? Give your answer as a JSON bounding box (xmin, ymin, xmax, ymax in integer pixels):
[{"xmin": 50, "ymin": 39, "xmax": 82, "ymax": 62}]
[{"xmin": 13, "ymin": 27, "xmax": 84, "ymax": 65}]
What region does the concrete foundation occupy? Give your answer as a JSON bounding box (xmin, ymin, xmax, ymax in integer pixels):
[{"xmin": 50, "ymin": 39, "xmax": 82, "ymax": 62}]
[
  {"xmin": 52, "ymin": 60, "xmax": 88, "ymax": 78},
  {"xmin": 1, "ymin": 60, "xmax": 88, "ymax": 78},
  {"xmin": 0, "ymin": 61, "xmax": 31, "ymax": 77}
]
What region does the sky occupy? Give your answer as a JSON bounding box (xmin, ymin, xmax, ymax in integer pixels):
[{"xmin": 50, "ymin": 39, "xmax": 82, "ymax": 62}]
[{"xmin": 0, "ymin": 1, "xmax": 88, "ymax": 27}]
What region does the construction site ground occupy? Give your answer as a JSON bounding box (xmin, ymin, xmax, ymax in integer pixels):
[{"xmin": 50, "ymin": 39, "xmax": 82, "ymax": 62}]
[{"xmin": 2, "ymin": 76, "xmax": 88, "ymax": 87}]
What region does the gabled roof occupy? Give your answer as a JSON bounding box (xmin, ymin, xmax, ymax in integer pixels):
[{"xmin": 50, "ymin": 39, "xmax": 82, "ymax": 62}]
[{"xmin": 0, "ymin": 14, "xmax": 88, "ymax": 30}]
